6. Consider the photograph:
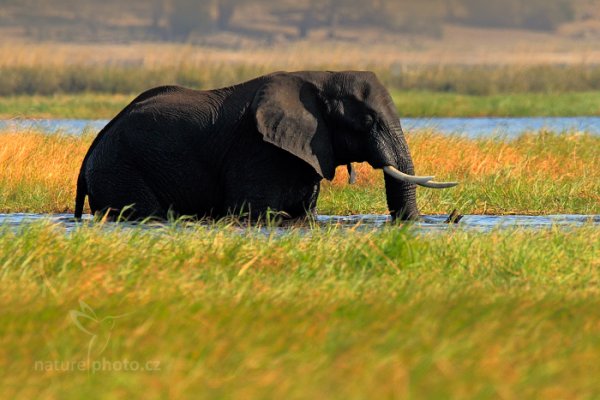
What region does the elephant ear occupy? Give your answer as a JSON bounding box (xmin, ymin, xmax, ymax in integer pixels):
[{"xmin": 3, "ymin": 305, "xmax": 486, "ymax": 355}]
[{"xmin": 252, "ymin": 74, "xmax": 335, "ymax": 180}]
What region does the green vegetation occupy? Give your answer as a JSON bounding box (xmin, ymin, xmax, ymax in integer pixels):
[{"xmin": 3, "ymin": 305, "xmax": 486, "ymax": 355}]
[
  {"xmin": 393, "ymin": 90, "xmax": 600, "ymax": 117},
  {"xmin": 0, "ymin": 94, "xmax": 131, "ymax": 119},
  {"xmin": 3, "ymin": 64, "xmax": 600, "ymax": 96},
  {"xmin": 385, "ymin": 64, "xmax": 600, "ymax": 95},
  {"xmin": 0, "ymin": 222, "xmax": 599, "ymax": 398},
  {"xmin": 2, "ymin": 91, "xmax": 600, "ymax": 119}
]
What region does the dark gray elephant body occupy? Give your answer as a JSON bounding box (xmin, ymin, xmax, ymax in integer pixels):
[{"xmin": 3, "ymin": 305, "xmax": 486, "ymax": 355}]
[{"xmin": 76, "ymin": 71, "xmax": 449, "ymax": 221}]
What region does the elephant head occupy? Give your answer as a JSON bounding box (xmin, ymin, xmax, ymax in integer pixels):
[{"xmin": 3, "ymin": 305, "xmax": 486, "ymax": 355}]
[{"xmin": 252, "ymin": 71, "xmax": 457, "ymax": 220}]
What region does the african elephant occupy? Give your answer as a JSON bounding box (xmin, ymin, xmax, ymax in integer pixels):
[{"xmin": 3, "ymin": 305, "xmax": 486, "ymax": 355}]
[{"xmin": 74, "ymin": 71, "xmax": 457, "ymax": 221}]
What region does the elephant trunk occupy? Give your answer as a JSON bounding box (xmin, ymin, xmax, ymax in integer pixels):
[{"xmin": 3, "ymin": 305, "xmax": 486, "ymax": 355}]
[
  {"xmin": 383, "ymin": 153, "xmax": 420, "ymax": 221},
  {"xmin": 370, "ymin": 117, "xmax": 458, "ymax": 220},
  {"xmin": 367, "ymin": 122, "xmax": 420, "ymax": 220},
  {"xmin": 378, "ymin": 120, "xmax": 458, "ymax": 220}
]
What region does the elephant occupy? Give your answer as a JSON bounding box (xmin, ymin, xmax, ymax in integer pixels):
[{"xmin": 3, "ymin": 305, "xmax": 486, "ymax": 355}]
[{"xmin": 74, "ymin": 71, "xmax": 457, "ymax": 221}]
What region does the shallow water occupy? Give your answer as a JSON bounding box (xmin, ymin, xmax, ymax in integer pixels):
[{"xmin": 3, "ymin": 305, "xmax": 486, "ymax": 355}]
[
  {"xmin": 402, "ymin": 117, "xmax": 600, "ymax": 138},
  {"xmin": 1, "ymin": 213, "xmax": 598, "ymax": 234},
  {"xmin": 2, "ymin": 117, "xmax": 600, "ymax": 138},
  {"xmin": 318, "ymin": 214, "xmax": 600, "ymax": 233}
]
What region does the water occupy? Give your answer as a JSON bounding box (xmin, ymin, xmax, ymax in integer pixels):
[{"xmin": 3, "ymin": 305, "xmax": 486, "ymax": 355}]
[
  {"xmin": 2, "ymin": 117, "xmax": 600, "ymax": 138},
  {"xmin": 402, "ymin": 117, "xmax": 600, "ymax": 138},
  {"xmin": 0, "ymin": 119, "xmax": 106, "ymax": 135},
  {"xmin": 1, "ymin": 213, "xmax": 598, "ymax": 234},
  {"xmin": 317, "ymin": 214, "xmax": 600, "ymax": 233}
]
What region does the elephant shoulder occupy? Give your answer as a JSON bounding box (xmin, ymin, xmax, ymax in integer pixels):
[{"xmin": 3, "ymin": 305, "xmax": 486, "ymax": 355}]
[
  {"xmin": 132, "ymin": 86, "xmax": 205, "ymax": 111},
  {"xmin": 131, "ymin": 85, "xmax": 190, "ymax": 105}
]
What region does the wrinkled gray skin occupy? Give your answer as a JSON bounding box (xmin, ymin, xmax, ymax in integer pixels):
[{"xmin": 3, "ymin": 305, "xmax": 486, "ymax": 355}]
[{"xmin": 75, "ymin": 71, "xmax": 419, "ymax": 221}]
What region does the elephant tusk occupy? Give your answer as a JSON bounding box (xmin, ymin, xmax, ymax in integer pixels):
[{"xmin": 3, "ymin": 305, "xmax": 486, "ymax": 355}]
[
  {"xmin": 347, "ymin": 163, "xmax": 357, "ymax": 185},
  {"xmin": 416, "ymin": 180, "xmax": 459, "ymax": 189},
  {"xmin": 383, "ymin": 166, "xmax": 458, "ymax": 189},
  {"xmin": 383, "ymin": 166, "xmax": 434, "ymax": 184}
]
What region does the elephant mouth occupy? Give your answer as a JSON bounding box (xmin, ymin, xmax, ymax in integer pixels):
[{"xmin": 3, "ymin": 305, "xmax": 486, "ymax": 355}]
[{"xmin": 382, "ymin": 166, "xmax": 459, "ymax": 189}]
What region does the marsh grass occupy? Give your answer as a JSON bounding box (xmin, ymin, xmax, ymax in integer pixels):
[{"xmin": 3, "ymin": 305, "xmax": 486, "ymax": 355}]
[
  {"xmin": 0, "ymin": 132, "xmax": 91, "ymax": 213},
  {"xmin": 3, "ymin": 64, "xmax": 600, "ymax": 96},
  {"xmin": 0, "ymin": 221, "xmax": 599, "ymax": 398},
  {"xmin": 2, "ymin": 43, "xmax": 600, "ymax": 96},
  {"xmin": 1, "ymin": 130, "xmax": 598, "ymax": 215}
]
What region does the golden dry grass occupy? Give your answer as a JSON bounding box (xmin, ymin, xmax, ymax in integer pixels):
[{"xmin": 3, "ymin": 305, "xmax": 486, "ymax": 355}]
[
  {"xmin": 2, "ymin": 34, "xmax": 600, "ymax": 96},
  {"xmin": 334, "ymin": 132, "xmax": 599, "ymax": 189},
  {"xmin": 0, "ymin": 132, "xmax": 90, "ymax": 212},
  {"xmin": 325, "ymin": 131, "xmax": 600, "ymax": 215}
]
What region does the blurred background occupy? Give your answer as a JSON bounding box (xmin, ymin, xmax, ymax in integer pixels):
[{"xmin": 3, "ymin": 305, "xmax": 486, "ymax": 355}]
[
  {"xmin": 2, "ymin": 0, "xmax": 599, "ymax": 43},
  {"xmin": 0, "ymin": 0, "xmax": 600, "ymax": 95}
]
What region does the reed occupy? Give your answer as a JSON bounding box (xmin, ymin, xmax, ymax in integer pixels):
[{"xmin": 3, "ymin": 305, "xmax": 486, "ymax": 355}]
[
  {"xmin": 3, "ymin": 64, "xmax": 600, "ymax": 96},
  {"xmin": 1, "ymin": 42, "xmax": 600, "ymax": 95}
]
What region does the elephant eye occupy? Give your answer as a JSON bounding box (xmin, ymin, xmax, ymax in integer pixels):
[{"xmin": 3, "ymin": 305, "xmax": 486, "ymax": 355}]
[
  {"xmin": 329, "ymin": 99, "xmax": 344, "ymax": 116},
  {"xmin": 363, "ymin": 115, "xmax": 375, "ymax": 130}
]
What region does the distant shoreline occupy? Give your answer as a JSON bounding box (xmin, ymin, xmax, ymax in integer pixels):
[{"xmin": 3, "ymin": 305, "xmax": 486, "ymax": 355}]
[{"xmin": 1, "ymin": 91, "xmax": 600, "ymax": 119}]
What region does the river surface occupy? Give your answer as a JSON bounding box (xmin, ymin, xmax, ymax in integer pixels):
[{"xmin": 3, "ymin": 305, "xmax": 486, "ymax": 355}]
[
  {"xmin": 2, "ymin": 117, "xmax": 600, "ymax": 138},
  {"xmin": 1, "ymin": 213, "xmax": 598, "ymax": 234}
]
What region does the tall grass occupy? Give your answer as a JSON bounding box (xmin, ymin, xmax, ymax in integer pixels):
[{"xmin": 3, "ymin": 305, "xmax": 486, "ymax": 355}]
[
  {"xmin": 3, "ymin": 64, "xmax": 600, "ymax": 96},
  {"xmin": 0, "ymin": 222, "xmax": 599, "ymax": 398},
  {"xmin": 0, "ymin": 132, "xmax": 90, "ymax": 213},
  {"xmin": 1, "ymin": 43, "xmax": 600, "ymax": 95},
  {"xmin": 3, "ymin": 91, "xmax": 600, "ymax": 119},
  {"xmin": 0, "ymin": 130, "xmax": 598, "ymax": 215}
]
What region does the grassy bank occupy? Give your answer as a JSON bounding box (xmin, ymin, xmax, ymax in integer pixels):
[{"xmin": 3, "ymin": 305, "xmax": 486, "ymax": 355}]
[
  {"xmin": 3, "ymin": 64, "xmax": 600, "ymax": 97},
  {"xmin": 1, "ymin": 222, "xmax": 599, "ymax": 398},
  {"xmin": 2, "ymin": 91, "xmax": 600, "ymax": 119},
  {"xmin": 0, "ymin": 130, "xmax": 598, "ymax": 216},
  {"xmin": 392, "ymin": 90, "xmax": 600, "ymax": 117}
]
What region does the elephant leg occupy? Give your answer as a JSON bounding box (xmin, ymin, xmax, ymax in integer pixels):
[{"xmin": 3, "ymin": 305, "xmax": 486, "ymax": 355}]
[
  {"xmin": 283, "ymin": 182, "xmax": 320, "ymax": 218},
  {"xmin": 223, "ymin": 181, "xmax": 320, "ymax": 220},
  {"xmin": 223, "ymin": 138, "xmax": 323, "ymax": 220},
  {"xmin": 87, "ymin": 167, "xmax": 166, "ymax": 220}
]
